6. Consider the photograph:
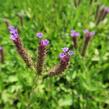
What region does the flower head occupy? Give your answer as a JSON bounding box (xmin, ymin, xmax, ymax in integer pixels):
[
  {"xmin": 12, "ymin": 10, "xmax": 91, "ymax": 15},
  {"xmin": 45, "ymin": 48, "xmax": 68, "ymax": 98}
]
[
  {"xmin": 8, "ymin": 25, "xmax": 15, "ymax": 31},
  {"xmin": 0, "ymin": 47, "xmax": 3, "ymax": 51},
  {"xmin": 59, "ymin": 53, "xmax": 70, "ymax": 63},
  {"xmin": 40, "ymin": 39, "xmax": 49, "ymax": 47},
  {"xmin": 62, "ymin": 47, "xmax": 69, "ymax": 52},
  {"xmin": 59, "ymin": 53, "xmax": 66, "ymax": 59},
  {"xmin": 8, "ymin": 25, "xmax": 19, "ymax": 41},
  {"xmin": 71, "ymin": 30, "xmax": 80, "ymax": 37},
  {"xmin": 59, "ymin": 50, "xmax": 74, "ymax": 63},
  {"xmin": 68, "ymin": 51, "xmax": 74, "ymax": 56},
  {"xmin": 59, "ymin": 53, "xmax": 69, "ymax": 62},
  {"xmin": 83, "ymin": 29, "xmax": 95, "ymax": 38},
  {"xmin": 36, "ymin": 32, "xmax": 43, "ymax": 38},
  {"xmin": 59, "ymin": 50, "xmax": 74, "ymax": 60},
  {"xmin": 104, "ymin": 7, "xmax": 109, "ymax": 13}
]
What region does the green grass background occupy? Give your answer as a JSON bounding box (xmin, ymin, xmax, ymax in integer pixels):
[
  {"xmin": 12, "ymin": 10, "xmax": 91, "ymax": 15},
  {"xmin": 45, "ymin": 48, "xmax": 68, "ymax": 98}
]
[{"xmin": 0, "ymin": 0, "xmax": 109, "ymax": 109}]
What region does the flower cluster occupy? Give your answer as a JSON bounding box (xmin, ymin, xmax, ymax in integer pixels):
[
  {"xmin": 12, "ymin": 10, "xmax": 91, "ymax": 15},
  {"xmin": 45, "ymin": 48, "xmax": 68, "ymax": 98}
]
[
  {"xmin": 6, "ymin": 3, "xmax": 109, "ymax": 78},
  {"xmin": 8, "ymin": 23, "xmax": 97, "ymax": 76},
  {"xmin": 36, "ymin": 32, "xmax": 43, "ymax": 38},
  {"xmin": 7, "ymin": 19, "xmax": 103, "ymax": 78},
  {"xmin": 8, "ymin": 26, "xmax": 19, "ymax": 41},
  {"xmin": 40, "ymin": 39, "xmax": 49, "ymax": 47}
]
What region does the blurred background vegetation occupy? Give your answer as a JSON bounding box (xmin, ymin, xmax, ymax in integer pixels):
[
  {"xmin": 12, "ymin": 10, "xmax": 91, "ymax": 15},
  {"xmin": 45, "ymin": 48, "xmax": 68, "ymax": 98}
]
[{"xmin": 0, "ymin": 0, "xmax": 109, "ymax": 109}]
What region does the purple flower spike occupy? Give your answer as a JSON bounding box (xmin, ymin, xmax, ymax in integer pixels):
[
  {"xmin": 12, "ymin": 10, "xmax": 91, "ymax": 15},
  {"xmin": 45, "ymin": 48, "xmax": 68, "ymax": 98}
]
[
  {"xmin": 8, "ymin": 25, "xmax": 34, "ymax": 69},
  {"xmin": 40, "ymin": 39, "xmax": 49, "ymax": 47},
  {"xmin": 71, "ymin": 30, "xmax": 80, "ymax": 37},
  {"xmin": 62, "ymin": 47, "xmax": 69, "ymax": 52},
  {"xmin": 36, "ymin": 32, "xmax": 43, "ymax": 38},
  {"xmin": 68, "ymin": 51, "xmax": 74, "ymax": 56}
]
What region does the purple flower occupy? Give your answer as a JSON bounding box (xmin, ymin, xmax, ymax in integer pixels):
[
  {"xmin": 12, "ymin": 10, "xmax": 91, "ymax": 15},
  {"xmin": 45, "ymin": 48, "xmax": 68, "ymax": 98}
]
[
  {"xmin": 59, "ymin": 53, "xmax": 66, "ymax": 59},
  {"xmin": 40, "ymin": 39, "xmax": 49, "ymax": 46},
  {"xmin": 10, "ymin": 35, "xmax": 18, "ymax": 41},
  {"xmin": 59, "ymin": 52, "xmax": 69, "ymax": 62},
  {"xmin": 0, "ymin": 47, "xmax": 3, "ymax": 50},
  {"xmin": 68, "ymin": 51, "xmax": 74, "ymax": 56},
  {"xmin": 8, "ymin": 25, "xmax": 19, "ymax": 41},
  {"xmin": 8, "ymin": 25, "xmax": 15, "ymax": 31},
  {"xmin": 104, "ymin": 7, "xmax": 109, "ymax": 13},
  {"xmin": 71, "ymin": 30, "xmax": 80, "ymax": 37},
  {"xmin": 83, "ymin": 29, "xmax": 89, "ymax": 33},
  {"xmin": 36, "ymin": 32, "xmax": 43, "ymax": 38},
  {"xmin": 59, "ymin": 50, "xmax": 74, "ymax": 60},
  {"xmin": 83, "ymin": 29, "xmax": 95, "ymax": 37},
  {"xmin": 61, "ymin": 54, "xmax": 70, "ymax": 62},
  {"xmin": 62, "ymin": 47, "xmax": 69, "ymax": 52}
]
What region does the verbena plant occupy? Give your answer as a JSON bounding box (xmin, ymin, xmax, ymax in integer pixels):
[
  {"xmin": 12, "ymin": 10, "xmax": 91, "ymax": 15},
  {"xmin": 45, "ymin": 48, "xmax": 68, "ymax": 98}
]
[{"xmin": 0, "ymin": 0, "xmax": 109, "ymax": 109}]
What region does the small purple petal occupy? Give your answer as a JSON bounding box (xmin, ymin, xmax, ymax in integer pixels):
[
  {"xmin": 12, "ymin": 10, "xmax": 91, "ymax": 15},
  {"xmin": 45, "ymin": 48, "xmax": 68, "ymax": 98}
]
[
  {"xmin": 8, "ymin": 25, "xmax": 15, "ymax": 31},
  {"xmin": 10, "ymin": 29, "xmax": 18, "ymax": 35},
  {"xmin": 59, "ymin": 53, "xmax": 65, "ymax": 59},
  {"xmin": 68, "ymin": 51, "xmax": 74, "ymax": 56},
  {"xmin": 62, "ymin": 47, "xmax": 69, "ymax": 52},
  {"xmin": 10, "ymin": 35, "xmax": 18, "ymax": 41},
  {"xmin": 36, "ymin": 32, "xmax": 43, "ymax": 38},
  {"xmin": 71, "ymin": 30, "xmax": 80, "ymax": 37},
  {"xmin": 83, "ymin": 29, "xmax": 89, "ymax": 34},
  {"xmin": 40, "ymin": 39, "xmax": 49, "ymax": 46},
  {"xmin": 0, "ymin": 47, "xmax": 3, "ymax": 50},
  {"xmin": 105, "ymin": 7, "xmax": 109, "ymax": 13}
]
